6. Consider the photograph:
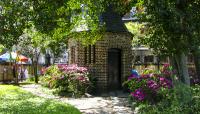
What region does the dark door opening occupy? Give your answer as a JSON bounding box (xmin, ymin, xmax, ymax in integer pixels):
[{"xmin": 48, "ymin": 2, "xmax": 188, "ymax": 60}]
[{"xmin": 108, "ymin": 48, "xmax": 122, "ymax": 91}]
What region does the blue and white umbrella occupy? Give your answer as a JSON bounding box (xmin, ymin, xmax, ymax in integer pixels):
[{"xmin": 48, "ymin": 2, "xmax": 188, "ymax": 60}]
[{"xmin": 0, "ymin": 52, "xmax": 16, "ymax": 62}]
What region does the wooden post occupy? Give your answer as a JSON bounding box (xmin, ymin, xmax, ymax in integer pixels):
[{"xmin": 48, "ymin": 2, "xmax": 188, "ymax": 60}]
[{"xmin": 3, "ymin": 66, "xmax": 5, "ymax": 83}]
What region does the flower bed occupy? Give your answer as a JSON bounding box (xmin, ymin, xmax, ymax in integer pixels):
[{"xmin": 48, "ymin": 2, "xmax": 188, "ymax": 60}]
[
  {"xmin": 124, "ymin": 64, "xmax": 174, "ymax": 104},
  {"xmin": 40, "ymin": 64, "xmax": 92, "ymax": 97},
  {"xmin": 124, "ymin": 64, "xmax": 200, "ymax": 114}
]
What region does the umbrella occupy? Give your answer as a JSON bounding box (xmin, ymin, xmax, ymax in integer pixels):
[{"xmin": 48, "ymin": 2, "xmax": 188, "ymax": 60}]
[
  {"xmin": 16, "ymin": 55, "xmax": 29, "ymax": 62},
  {"xmin": 0, "ymin": 52, "xmax": 29, "ymax": 62},
  {"xmin": 0, "ymin": 52, "xmax": 16, "ymax": 61}
]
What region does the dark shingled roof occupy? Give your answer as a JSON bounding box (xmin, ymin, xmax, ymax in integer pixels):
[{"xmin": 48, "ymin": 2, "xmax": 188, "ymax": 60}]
[{"xmin": 101, "ymin": 6, "xmax": 128, "ymax": 32}]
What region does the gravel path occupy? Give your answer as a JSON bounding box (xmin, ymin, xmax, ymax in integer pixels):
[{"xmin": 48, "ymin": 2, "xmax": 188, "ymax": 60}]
[{"xmin": 20, "ymin": 84, "xmax": 134, "ymax": 114}]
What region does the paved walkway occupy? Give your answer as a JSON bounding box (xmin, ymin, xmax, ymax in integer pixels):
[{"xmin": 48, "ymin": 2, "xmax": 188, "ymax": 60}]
[{"xmin": 20, "ymin": 84, "xmax": 134, "ymax": 114}]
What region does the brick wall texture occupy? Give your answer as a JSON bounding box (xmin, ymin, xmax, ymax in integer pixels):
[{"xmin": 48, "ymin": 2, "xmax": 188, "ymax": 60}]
[{"xmin": 68, "ymin": 32, "xmax": 132, "ymax": 92}]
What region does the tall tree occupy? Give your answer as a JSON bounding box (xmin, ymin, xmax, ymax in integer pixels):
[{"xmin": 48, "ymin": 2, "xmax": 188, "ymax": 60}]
[
  {"xmin": 18, "ymin": 28, "xmax": 47, "ymax": 83},
  {"xmin": 0, "ymin": 0, "xmax": 31, "ymax": 49},
  {"xmin": 135, "ymin": 0, "xmax": 200, "ymax": 85},
  {"xmin": 188, "ymin": 1, "xmax": 200, "ymax": 81}
]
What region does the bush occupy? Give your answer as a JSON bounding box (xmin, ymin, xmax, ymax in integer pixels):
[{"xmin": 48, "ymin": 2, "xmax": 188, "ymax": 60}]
[
  {"xmin": 40, "ymin": 64, "xmax": 92, "ymax": 97},
  {"xmin": 137, "ymin": 84, "xmax": 200, "ymax": 114},
  {"xmin": 124, "ymin": 64, "xmax": 174, "ymax": 104},
  {"xmin": 26, "ymin": 75, "xmax": 35, "ymax": 82},
  {"xmin": 124, "ymin": 64, "xmax": 200, "ymax": 114}
]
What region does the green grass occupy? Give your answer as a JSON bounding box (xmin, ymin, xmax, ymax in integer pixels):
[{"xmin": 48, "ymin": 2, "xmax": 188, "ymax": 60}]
[{"xmin": 0, "ymin": 85, "xmax": 81, "ymax": 114}]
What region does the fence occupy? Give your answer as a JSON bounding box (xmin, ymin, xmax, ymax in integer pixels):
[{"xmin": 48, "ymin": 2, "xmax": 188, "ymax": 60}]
[
  {"xmin": 134, "ymin": 63, "xmax": 196, "ymax": 77},
  {"xmin": 0, "ymin": 65, "xmax": 13, "ymax": 81},
  {"xmin": 0, "ymin": 64, "xmax": 43, "ymax": 82}
]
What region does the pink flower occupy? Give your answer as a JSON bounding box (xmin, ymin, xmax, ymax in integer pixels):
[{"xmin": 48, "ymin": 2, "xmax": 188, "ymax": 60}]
[
  {"xmin": 131, "ymin": 88, "xmax": 146, "ymax": 101},
  {"xmin": 147, "ymin": 80, "xmax": 160, "ymax": 91},
  {"xmin": 159, "ymin": 77, "xmax": 173, "ymax": 89},
  {"xmin": 77, "ymin": 76, "xmax": 85, "ymax": 81}
]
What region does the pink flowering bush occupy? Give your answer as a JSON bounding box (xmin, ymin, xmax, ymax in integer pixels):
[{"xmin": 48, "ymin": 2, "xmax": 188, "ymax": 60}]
[
  {"xmin": 40, "ymin": 64, "xmax": 92, "ymax": 97},
  {"xmin": 124, "ymin": 64, "xmax": 174, "ymax": 104},
  {"xmin": 125, "ymin": 64, "xmax": 200, "ymax": 114}
]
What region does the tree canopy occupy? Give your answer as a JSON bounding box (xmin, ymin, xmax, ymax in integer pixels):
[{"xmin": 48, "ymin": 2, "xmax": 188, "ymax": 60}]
[
  {"xmin": 0, "ymin": 0, "xmax": 31, "ymax": 49},
  {"xmin": 133, "ymin": 0, "xmax": 200, "ymax": 85},
  {"xmin": 136, "ymin": 0, "xmax": 200, "ymax": 55},
  {"xmin": 0, "ymin": 0, "xmax": 134, "ymax": 49}
]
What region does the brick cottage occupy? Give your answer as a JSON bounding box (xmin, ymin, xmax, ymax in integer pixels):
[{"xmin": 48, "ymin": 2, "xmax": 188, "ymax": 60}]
[{"xmin": 68, "ymin": 6, "xmax": 132, "ymax": 93}]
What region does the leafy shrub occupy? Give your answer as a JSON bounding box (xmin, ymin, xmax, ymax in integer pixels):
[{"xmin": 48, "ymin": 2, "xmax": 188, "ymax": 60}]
[
  {"xmin": 124, "ymin": 64, "xmax": 174, "ymax": 104},
  {"xmin": 137, "ymin": 84, "xmax": 200, "ymax": 114},
  {"xmin": 124, "ymin": 64, "xmax": 200, "ymax": 114},
  {"xmin": 40, "ymin": 64, "xmax": 92, "ymax": 97},
  {"xmin": 26, "ymin": 75, "xmax": 35, "ymax": 82}
]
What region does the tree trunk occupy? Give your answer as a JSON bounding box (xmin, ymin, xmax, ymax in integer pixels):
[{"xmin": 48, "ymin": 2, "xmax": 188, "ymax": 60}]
[
  {"xmin": 34, "ymin": 61, "xmax": 38, "ymax": 83},
  {"xmin": 174, "ymin": 52, "xmax": 190, "ymax": 85},
  {"xmin": 33, "ymin": 50, "xmax": 40, "ymax": 83},
  {"xmin": 31, "ymin": 58, "xmax": 34, "ymax": 76},
  {"xmin": 192, "ymin": 49, "xmax": 200, "ymax": 81}
]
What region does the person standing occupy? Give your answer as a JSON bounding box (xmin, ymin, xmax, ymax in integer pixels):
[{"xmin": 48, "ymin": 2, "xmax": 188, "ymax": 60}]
[{"xmin": 24, "ymin": 66, "xmax": 29, "ymax": 79}]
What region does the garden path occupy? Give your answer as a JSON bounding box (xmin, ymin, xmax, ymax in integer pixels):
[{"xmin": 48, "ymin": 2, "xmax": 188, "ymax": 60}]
[{"xmin": 20, "ymin": 84, "xmax": 134, "ymax": 114}]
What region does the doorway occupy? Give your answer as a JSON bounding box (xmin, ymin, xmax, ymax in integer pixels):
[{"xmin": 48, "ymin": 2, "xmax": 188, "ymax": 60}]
[{"xmin": 108, "ymin": 48, "xmax": 122, "ymax": 91}]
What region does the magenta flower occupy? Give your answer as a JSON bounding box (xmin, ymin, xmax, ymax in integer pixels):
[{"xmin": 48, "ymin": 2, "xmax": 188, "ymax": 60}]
[
  {"xmin": 57, "ymin": 64, "xmax": 88, "ymax": 74},
  {"xmin": 160, "ymin": 77, "xmax": 165, "ymax": 81},
  {"xmin": 159, "ymin": 77, "xmax": 172, "ymax": 89},
  {"xmin": 131, "ymin": 88, "xmax": 146, "ymax": 101},
  {"xmin": 163, "ymin": 63, "xmax": 170, "ymax": 67},
  {"xmin": 147, "ymin": 80, "xmax": 160, "ymax": 91}
]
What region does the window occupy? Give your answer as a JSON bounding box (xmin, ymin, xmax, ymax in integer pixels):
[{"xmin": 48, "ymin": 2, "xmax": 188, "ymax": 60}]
[
  {"xmin": 84, "ymin": 45, "xmax": 95, "ymax": 64},
  {"xmin": 88, "ymin": 45, "xmax": 91, "ymax": 64},
  {"xmin": 71, "ymin": 46, "xmax": 76, "ymax": 63},
  {"xmin": 84, "ymin": 47, "xmax": 87, "ymax": 64},
  {"xmin": 144, "ymin": 55, "xmax": 154, "ymax": 63},
  {"xmin": 93, "ymin": 45, "xmax": 96, "ymax": 63}
]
